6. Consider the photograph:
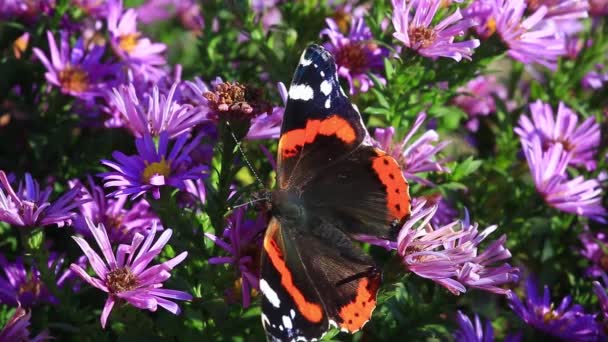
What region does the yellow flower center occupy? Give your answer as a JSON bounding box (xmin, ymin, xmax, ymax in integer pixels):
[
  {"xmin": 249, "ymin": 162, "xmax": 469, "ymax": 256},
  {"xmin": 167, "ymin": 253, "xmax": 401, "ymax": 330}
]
[
  {"xmin": 142, "ymin": 158, "xmax": 172, "ymax": 183},
  {"xmin": 119, "ymin": 33, "xmax": 141, "ymax": 53},
  {"xmin": 486, "ymin": 17, "xmax": 497, "ymax": 36},
  {"xmin": 335, "ymin": 42, "xmax": 372, "ymax": 73},
  {"xmin": 106, "ymin": 267, "xmax": 139, "ymax": 293},
  {"xmin": 18, "ymin": 276, "xmax": 42, "ymax": 296},
  {"xmin": 58, "ymin": 66, "xmax": 89, "ymax": 93}
]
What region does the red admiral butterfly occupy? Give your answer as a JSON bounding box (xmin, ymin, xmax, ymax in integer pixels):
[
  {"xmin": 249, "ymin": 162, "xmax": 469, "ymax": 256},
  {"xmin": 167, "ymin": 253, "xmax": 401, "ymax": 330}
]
[{"xmin": 260, "ymin": 44, "xmax": 411, "ymax": 341}]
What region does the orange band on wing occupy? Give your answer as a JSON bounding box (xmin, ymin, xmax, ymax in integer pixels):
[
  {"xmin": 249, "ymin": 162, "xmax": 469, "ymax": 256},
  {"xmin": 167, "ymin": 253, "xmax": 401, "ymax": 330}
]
[
  {"xmin": 338, "ymin": 275, "xmax": 380, "ymax": 332},
  {"xmin": 371, "ymin": 150, "xmax": 411, "ymax": 221},
  {"xmin": 279, "ymin": 115, "xmax": 356, "ymax": 158},
  {"xmin": 263, "ymin": 222, "xmax": 324, "ymax": 323}
]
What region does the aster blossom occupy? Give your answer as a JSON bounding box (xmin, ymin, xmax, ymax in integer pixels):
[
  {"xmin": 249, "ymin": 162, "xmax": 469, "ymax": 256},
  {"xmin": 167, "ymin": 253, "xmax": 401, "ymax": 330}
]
[
  {"xmin": 453, "ymin": 310, "xmax": 522, "ymax": 342},
  {"xmin": 32, "ymin": 31, "xmax": 117, "ymax": 101},
  {"xmin": 578, "ymin": 230, "xmax": 608, "ymax": 277},
  {"xmin": 492, "ymin": 0, "xmax": 567, "ymax": 70},
  {"xmin": 101, "ymin": 132, "xmax": 207, "ymax": 199},
  {"xmin": 507, "ymin": 277, "xmax": 600, "ymax": 341},
  {"xmin": 320, "ymin": 17, "xmax": 389, "ymax": 94},
  {"xmin": 392, "ymin": 0, "xmax": 480, "ymax": 61},
  {"xmin": 0, "ymin": 171, "xmax": 86, "ymax": 228},
  {"xmin": 359, "ymin": 202, "xmax": 518, "ymax": 295},
  {"xmin": 69, "ymin": 219, "xmax": 192, "ymax": 328},
  {"xmin": 453, "ymin": 75, "xmax": 514, "ymax": 132},
  {"xmin": 205, "ymin": 206, "xmax": 267, "ymax": 307},
  {"xmin": 521, "ymin": 137, "xmax": 607, "ymax": 222},
  {"xmin": 107, "ymin": 0, "xmax": 167, "ymax": 81},
  {"xmin": 515, "ymin": 100, "xmax": 600, "ymax": 170},
  {"xmin": 108, "ymin": 82, "xmax": 206, "ymax": 138},
  {"xmin": 0, "ymin": 253, "xmax": 80, "ymax": 307},
  {"xmin": 0, "ymin": 306, "xmax": 49, "ymax": 342},
  {"xmin": 525, "ymin": 0, "xmax": 589, "ymax": 20},
  {"xmin": 373, "ymin": 112, "xmax": 450, "ymax": 186},
  {"xmin": 69, "ymin": 176, "xmax": 159, "ymax": 244}
]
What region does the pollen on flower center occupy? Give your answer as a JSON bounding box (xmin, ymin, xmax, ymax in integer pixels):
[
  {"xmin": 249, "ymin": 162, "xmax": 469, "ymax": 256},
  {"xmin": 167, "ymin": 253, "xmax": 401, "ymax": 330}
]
[
  {"xmin": 409, "ymin": 26, "xmax": 438, "ymax": 49},
  {"xmin": 119, "ymin": 33, "xmax": 141, "ymax": 53},
  {"xmin": 106, "ymin": 267, "xmax": 139, "ymax": 293},
  {"xmin": 142, "ymin": 158, "xmax": 172, "ymax": 183},
  {"xmin": 58, "ymin": 66, "xmax": 89, "ymax": 93},
  {"xmin": 18, "ymin": 276, "xmax": 42, "ymax": 296},
  {"xmin": 203, "ymin": 81, "xmax": 271, "ymax": 120},
  {"xmin": 335, "ymin": 43, "xmax": 370, "ymax": 73}
]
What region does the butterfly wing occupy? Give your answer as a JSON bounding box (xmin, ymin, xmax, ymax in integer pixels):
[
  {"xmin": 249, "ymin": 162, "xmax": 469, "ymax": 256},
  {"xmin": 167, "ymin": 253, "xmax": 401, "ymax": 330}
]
[{"xmin": 260, "ymin": 44, "xmax": 411, "ymax": 341}]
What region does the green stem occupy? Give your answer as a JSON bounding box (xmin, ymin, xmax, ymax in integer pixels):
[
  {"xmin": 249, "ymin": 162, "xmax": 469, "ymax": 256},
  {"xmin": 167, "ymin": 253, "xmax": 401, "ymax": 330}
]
[{"xmin": 20, "ymin": 227, "xmax": 63, "ymax": 304}]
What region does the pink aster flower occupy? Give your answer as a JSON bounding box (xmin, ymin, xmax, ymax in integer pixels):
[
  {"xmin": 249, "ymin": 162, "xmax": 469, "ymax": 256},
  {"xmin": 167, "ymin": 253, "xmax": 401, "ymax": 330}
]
[
  {"xmin": 108, "ymin": 82, "xmax": 206, "ymax": 138},
  {"xmin": 32, "ymin": 30, "xmax": 118, "ymax": 101},
  {"xmin": 205, "ymin": 206, "xmax": 267, "ymax": 307},
  {"xmin": 69, "ymin": 176, "xmax": 159, "ymax": 244},
  {"xmin": 107, "ymin": 0, "xmax": 167, "ymax": 81},
  {"xmin": 101, "ymin": 132, "xmax": 206, "ymax": 200},
  {"xmin": 245, "ymin": 82, "xmax": 286, "ymax": 140},
  {"xmin": 69, "ymin": 219, "xmax": 192, "ymax": 328},
  {"xmin": 579, "ymin": 230, "xmax": 608, "ymax": 277},
  {"xmin": 373, "ymin": 112, "xmax": 450, "ymax": 186},
  {"xmin": 453, "ymin": 75, "xmax": 514, "ymax": 132},
  {"xmin": 521, "ymin": 137, "xmax": 607, "ymax": 222},
  {"xmin": 358, "ymin": 202, "xmax": 518, "ymax": 295},
  {"xmin": 492, "ymin": 0, "xmax": 567, "ymax": 70},
  {"xmin": 320, "ymin": 17, "xmax": 389, "ymax": 94},
  {"xmin": 392, "ymin": 0, "xmax": 480, "ymax": 61},
  {"xmin": 0, "ymin": 171, "xmax": 86, "ymax": 228},
  {"xmin": 0, "ymin": 306, "xmax": 49, "ymax": 342},
  {"xmin": 515, "ymin": 100, "xmax": 600, "ymax": 170},
  {"xmin": 526, "ymin": 0, "xmax": 589, "ymax": 20}
]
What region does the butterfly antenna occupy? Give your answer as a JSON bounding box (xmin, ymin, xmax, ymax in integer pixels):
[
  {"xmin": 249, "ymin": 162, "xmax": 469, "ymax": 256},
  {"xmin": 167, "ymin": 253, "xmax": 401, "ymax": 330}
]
[{"xmin": 226, "ymin": 121, "xmax": 265, "ymax": 190}]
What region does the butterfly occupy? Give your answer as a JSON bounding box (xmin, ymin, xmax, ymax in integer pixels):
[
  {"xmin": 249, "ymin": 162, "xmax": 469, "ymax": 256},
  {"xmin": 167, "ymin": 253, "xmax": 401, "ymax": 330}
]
[{"xmin": 260, "ymin": 44, "xmax": 411, "ymax": 341}]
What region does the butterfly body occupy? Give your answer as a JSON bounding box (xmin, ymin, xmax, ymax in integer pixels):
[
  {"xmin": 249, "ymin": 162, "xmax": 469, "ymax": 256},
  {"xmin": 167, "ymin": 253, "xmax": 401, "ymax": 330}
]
[{"xmin": 260, "ymin": 45, "xmax": 411, "ymax": 341}]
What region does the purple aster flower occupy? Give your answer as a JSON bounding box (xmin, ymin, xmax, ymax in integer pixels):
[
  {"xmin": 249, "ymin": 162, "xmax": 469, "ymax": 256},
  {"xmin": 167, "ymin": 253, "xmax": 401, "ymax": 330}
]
[
  {"xmin": 205, "ymin": 206, "xmax": 267, "ymax": 307},
  {"xmin": 413, "ymin": 194, "xmax": 459, "ymax": 227},
  {"xmin": 69, "ymin": 176, "xmax": 159, "ymax": 244},
  {"xmin": 137, "ymin": 0, "xmax": 204, "ymax": 33},
  {"xmin": 73, "ymin": 0, "xmax": 108, "ymax": 17},
  {"xmin": 526, "ymin": 0, "xmax": 589, "ymax": 20},
  {"xmin": 320, "ymin": 17, "xmax": 389, "ymax": 94},
  {"xmin": 373, "ymin": 112, "xmax": 450, "ymax": 187},
  {"xmin": 251, "ymin": 0, "xmax": 283, "ymax": 31},
  {"xmin": 0, "ymin": 306, "xmax": 50, "ymax": 342},
  {"xmin": 327, "ymin": 0, "xmax": 370, "ymax": 33},
  {"xmin": 516, "ymin": 100, "xmax": 600, "ymax": 170},
  {"xmin": 453, "ymin": 75, "xmax": 514, "ymax": 132},
  {"xmin": 107, "ymin": 0, "xmax": 167, "ymax": 81},
  {"xmin": 0, "ymin": 171, "xmax": 86, "ymax": 228},
  {"xmin": 520, "ymin": 137, "xmax": 607, "ymax": 221},
  {"xmin": 590, "ymin": 0, "xmax": 608, "ymax": 15},
  {"xmin": 453, "ymin": 310, "xmax": 523, "ymax": 342},
  {"xmin": 101, "ymin": 132, "xmax": 206, "ymax": 199},
  {"xmin": 108, "ymin": 82, "xmax": 206, "ymax": 138},
  {"xmin": 245, "ymin": 82, "xmax": 286, "ymax": 140},
  {"xmin": 579, "ymin": 230, "xmax": 608, "ymax": 277},
  {"xmin": 359, "ymin": 202, "xmax": 518, "ymax": 295},
  {"xmin": 592, "ymin": 272, "xmax": 608, "ymax": 319},
  {"xmin": 492, "ymin": 0, "xmax": 567, "ymax": 70},
  {"xmin": 392, "ymin": 0, "xmax": 480, "ymax": 61},
  {"xmin": 32, "ymin": 30, "xmax": 117, "ymax": 101},
  {"xmin": 507, "ymin": 277, "xmax": 600, "ymax": 341},
  {"xmin": 0, "ymin": 253, "xmax": 79, "ymax": 307},
  {"xmin": 69, "ymin": 219, "xmax": 192, "ymax": 328},
  {"xmin": 582, "ymin": 64, "xmax": 608, "ymax": 90}
]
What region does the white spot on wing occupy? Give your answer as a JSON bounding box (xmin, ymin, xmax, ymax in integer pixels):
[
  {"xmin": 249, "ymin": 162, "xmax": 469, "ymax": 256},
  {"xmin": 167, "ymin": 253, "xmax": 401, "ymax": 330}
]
[
  {"xmin": 289, "ymin": 84, "xmax": 314, "ymax": 101},
  {"xmin": 325, "ymin": 99, "xmax": 331, "ymax": 109},
  {"xmin": 320, "ymin": 71, "xmax": 325, "ymax": 77},
  {"xmin": 320, "ymin": 80, "xmax": 332, "ymax": 96},
  {"xmin": 300, "ymin": 58, "xmax": 312, "ymax": 66},
  {"xmin": 261, "ymin": 313, "xmax": 271, "ymax": 327},
  {"xmin": 282, "ymin": 315, "xmax": 293, "ymax": 329},
  {"xmin": 260, "ymin": 279, "xmax": 281, "ymax": 308},
  {"xmin": 290, "ymin": 309, "xmax": 296, "ymax": 318}
]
